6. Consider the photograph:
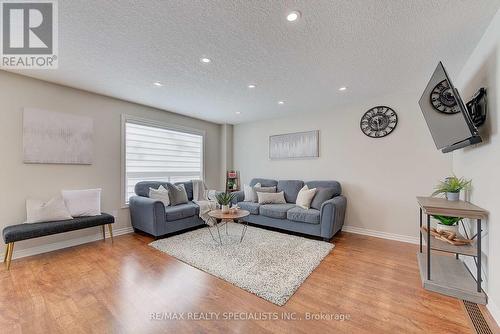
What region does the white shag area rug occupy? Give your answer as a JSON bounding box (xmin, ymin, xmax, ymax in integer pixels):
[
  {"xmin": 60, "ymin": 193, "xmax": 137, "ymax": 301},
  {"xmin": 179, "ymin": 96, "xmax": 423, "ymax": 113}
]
[{"xmin": 149, "ymin": 223, "xmax": 334, "ymax": 306}]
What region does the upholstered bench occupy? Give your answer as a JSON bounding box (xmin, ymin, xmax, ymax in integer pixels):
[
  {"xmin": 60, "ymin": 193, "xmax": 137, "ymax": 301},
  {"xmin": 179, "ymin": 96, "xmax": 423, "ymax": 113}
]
[{"xmin": 2, "ymin": 213, "xmax": 115, "ymax": 269}]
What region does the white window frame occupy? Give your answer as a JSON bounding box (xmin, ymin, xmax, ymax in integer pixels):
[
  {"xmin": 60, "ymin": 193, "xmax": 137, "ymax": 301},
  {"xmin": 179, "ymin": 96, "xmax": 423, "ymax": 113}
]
[{"xmin": 121, "ymin": 114, "xmax": 206, "ymax": 207}]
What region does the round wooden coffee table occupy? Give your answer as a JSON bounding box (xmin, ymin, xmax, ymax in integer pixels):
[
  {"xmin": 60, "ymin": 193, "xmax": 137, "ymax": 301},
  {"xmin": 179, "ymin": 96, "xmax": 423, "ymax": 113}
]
[{"xmin": 207, "ymin": 209, "xmax": 250, "ymax": 245}]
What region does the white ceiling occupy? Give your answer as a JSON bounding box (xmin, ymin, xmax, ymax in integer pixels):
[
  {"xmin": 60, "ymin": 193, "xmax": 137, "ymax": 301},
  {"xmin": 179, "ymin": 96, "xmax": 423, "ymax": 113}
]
[{"xmin": 6, "ymin": 0, "xmax": 500, "ymax": 124}]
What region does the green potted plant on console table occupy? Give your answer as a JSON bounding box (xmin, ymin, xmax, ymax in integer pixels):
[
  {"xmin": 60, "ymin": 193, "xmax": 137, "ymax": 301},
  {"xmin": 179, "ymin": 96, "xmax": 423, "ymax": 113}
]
[{"xmin": 432, "ymin": 175, "xmax": 471, "ymax": 201}]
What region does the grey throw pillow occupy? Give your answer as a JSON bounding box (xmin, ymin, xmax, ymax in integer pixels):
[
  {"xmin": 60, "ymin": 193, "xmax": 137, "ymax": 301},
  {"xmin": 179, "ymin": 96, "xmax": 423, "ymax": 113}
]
[
  {"xmin": 257, "ymin": 191, "xmax": 286, "ymax": 204},
  {"xmin": 252, "ymin": 186, "xmax": 276, "ymax": 202},
  {"xmin": 166, "ymin": 183, "xmax": 188, "ymax": 206},
  {"xmin": 311, "ymin": 188, "xmax": 336, "ymax": 210}
]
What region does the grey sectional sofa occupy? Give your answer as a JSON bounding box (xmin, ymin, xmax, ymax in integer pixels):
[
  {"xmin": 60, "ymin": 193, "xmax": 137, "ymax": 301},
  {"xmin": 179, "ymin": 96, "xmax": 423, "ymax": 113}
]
[
  {"xmin": 129, "ymin": 181, "xmax": 205, "ymax": 238},
  {"xmin": 129, "ymin": 179, "xmax": 347, "ymax": 241},
  {"xmin": 233, "ymin": 178, "xmax": 347, "ymax": 241}
]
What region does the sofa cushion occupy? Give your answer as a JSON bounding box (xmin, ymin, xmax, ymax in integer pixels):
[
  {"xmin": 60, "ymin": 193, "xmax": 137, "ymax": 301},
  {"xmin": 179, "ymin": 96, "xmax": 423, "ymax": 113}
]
[
  {"xmin": 260, "ymin": 204, "xmax": 296, "ymax": 219},
  {"xmin": 277, "ymin": 180, "xmax": 304, "ymax": 203},
  {"xmin": 305, "ymin": 181, "xmax": 342, "ymax": 197},
  {"xmin": 249, "ymin": 178, "xmax": 278, "ymax": 188},
  {"xmin": 310, "ymin": 188, "xmax": 336, "ymax": 210},
  {"xmin": 164, "ymin": 202, "xmax": 199, "ymax": 221},
  {"xmin": 287, "ymin": 207, "xmax": 321, "ymax": 224},
  {"xmin": 237, "ymin": 202, "xmax": 260, "ymax": 215}
]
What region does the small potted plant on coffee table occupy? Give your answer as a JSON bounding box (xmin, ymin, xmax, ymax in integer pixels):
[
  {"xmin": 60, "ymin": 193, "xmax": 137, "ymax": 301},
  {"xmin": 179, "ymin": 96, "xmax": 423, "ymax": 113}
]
[
  {"xmin": 215, "ymin": 192, "xmax": 236, "ymax": 214},
  {"xmin": 432, "ymin": 175, "xmax": 471, "ymax": 201}
]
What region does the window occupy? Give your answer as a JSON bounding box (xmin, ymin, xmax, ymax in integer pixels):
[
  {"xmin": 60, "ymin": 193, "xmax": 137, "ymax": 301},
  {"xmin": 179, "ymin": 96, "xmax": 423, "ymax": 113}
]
[{"xmin": 122, "ymin": 116, "xmax": 204, "ymax": 204}]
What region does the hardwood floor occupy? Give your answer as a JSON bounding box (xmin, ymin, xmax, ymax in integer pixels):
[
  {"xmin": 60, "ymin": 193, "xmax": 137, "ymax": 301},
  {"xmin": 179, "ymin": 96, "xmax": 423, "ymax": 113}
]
[{"xmin": 0, "ymin": 231, "xmax": 486, "ymax": 333}]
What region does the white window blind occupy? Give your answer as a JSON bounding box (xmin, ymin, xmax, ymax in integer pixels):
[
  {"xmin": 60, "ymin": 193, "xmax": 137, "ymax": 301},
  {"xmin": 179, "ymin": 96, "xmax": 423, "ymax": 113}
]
[{"xmin": 124, "ymin": 121, "xmax": 203, "ymax": 203}]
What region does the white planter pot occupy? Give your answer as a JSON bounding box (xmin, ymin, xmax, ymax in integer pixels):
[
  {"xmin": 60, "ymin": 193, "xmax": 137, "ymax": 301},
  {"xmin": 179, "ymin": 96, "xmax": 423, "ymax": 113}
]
[
  {"xmin": 436, "ymin": 223, "xmax": 458, "ymax": 234},
  {"xmin": 221, "ymin": 205, "xmax": 230, "ymax": 213},
  {"xmin": 446, "ymin": 192, "xmax": 460, "ymax": 201}
]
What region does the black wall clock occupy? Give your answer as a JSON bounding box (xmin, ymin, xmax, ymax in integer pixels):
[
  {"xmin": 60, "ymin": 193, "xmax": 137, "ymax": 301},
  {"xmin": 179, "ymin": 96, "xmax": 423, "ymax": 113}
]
[
  {"xmin": 360, "ymin": 106, "xmax": 398, "ymax": 138},
  {"xmin": 430, "ymin": 80, "xmax": 460, "ymax": 114}
]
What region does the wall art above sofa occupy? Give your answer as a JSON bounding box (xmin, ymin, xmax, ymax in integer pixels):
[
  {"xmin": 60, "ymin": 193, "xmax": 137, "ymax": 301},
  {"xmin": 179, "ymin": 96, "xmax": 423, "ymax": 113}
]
[{"xmin": 269, "ymin": 130, "xmax": 319, "ymax": 160}]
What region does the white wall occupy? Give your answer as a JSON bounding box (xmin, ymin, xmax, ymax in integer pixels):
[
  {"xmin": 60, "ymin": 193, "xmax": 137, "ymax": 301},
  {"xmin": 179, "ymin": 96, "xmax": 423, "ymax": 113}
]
[
  {"xmin": 220, "ymin": 124, "xmax": 234, "ymax": 187},
  {"xmin": 0, "ymin": 71, "xmax": 223, "ymax": 256},
  {"xmin": 453, "ymin": 8, "xmax": 500, "ymax": 324},
  {"xmin": 233, "ymin": 91, "xmax": 452, "ymax": 238}
]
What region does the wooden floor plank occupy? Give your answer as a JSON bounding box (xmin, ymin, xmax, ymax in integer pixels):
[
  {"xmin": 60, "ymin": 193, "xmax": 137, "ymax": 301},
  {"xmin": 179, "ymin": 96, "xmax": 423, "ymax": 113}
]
[{"xmin": 0, "ymin": 231, "xmax": 476, "ymax": 333}]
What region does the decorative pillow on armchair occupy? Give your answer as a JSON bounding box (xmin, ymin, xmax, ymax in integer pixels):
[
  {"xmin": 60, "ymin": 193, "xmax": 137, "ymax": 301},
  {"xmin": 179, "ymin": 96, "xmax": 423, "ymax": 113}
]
[
  {"xmin": 149, "ymin": 185, "xmax": 170, "ymax": 206},
  {"xmin": 166, "ymin": 183, "xmax": 188, "ymax": 206}
]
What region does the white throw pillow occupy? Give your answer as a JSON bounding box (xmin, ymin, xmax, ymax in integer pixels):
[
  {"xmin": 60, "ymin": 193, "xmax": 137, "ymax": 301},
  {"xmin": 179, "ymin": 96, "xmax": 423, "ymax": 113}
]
[
  {"xmin": 149, "ymin": 185, "xmax": 170, "ymax": 206},
  {"xmin": 295, "ymin": 185, "xmax": 317, "ymax": 210},
  {"xmin": 243, "ymin": 183, "xmax": 261, "ymax": 202},
  {"xmin": 26, "ymin": 197, "xmax": 73, "ymax": 224},
  {"xmin": 61, "ymin": 188, "xmax": 101, "ymax": 217},
  {"xmin": 257, "ymin": 191, "xmax": 286, "ymax": 204}
]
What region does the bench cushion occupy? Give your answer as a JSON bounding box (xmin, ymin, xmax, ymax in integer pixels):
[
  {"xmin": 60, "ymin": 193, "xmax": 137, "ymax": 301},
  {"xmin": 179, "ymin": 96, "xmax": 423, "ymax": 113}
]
[{"xmin": 2, "ymin": 213, "xmax": 114, "ymax": 243}]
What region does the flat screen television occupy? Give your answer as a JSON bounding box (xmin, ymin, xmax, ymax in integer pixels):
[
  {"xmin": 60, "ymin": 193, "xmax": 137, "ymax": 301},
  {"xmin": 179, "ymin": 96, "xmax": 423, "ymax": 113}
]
[{"xmin": 418, "ymin": 62, "xmax": 481, "ymax": 153}]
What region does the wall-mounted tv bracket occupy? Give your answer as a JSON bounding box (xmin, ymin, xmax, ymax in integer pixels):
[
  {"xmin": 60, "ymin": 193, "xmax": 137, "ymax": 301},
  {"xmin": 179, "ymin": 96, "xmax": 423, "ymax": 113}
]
[{"xmin": 466, "ymin": 87, "xmax": 487, "ymax": 128}]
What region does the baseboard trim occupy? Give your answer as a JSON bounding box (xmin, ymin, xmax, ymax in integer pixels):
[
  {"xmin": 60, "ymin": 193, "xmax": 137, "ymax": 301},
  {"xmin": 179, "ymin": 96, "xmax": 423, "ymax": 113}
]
[
  {"xmin": 342, "ymin": 225, "xmax": 419, "ymax": 245},
  {"xmin": 1, "ymin": 226, "xmax": 134, "ymax": 261},
  {"xmin": 486, "ymin": 297, "xmax": 500, "ymax": 327}
]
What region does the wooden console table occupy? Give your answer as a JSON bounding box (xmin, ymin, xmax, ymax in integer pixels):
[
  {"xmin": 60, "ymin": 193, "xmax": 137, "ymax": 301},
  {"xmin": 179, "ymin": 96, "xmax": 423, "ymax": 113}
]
[{"xmin": 416, "ymin": 196, "xmax": 488, "ymax": 304}]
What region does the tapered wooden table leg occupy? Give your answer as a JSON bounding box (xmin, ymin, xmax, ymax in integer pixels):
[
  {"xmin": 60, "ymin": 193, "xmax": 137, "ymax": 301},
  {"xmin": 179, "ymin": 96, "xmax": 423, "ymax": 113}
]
[
  {"xmin": 3, "ymin": 244, "xmax": 8, "ymax": 264},
  {"xmin": 6, "ymin": 243, "xmax": 14, "ymax": 270},
  {"xmin": 108, "ymin": 224, "xmax": 114, "ymax": 243}
]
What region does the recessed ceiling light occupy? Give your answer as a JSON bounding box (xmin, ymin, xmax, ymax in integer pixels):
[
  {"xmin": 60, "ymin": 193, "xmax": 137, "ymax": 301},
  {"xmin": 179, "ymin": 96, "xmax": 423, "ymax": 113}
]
[
  {"xmin": 153, "ymin": 81, "xmax": 163, "ymax": 87},
  {"xmin": 278, "ymin": 101, "xmax": 285, "ymax": 105},
  {"xmin": 235, "ymin": 111, "xmax": 241, "ymax": 114},
  {"xmin": 200, "ymin": 57, "xmax": 211, "ymax": 63},
  {"xmin": 286, "ymin": 11, "xmax": 301, "ymax": 22},
  {"xmin": 338, "ymin": 86, "xmax": 347, "ymax": 91},
  {"xmin": 247, "ymin": 84, "xmax": 256, "ymax": 89}
]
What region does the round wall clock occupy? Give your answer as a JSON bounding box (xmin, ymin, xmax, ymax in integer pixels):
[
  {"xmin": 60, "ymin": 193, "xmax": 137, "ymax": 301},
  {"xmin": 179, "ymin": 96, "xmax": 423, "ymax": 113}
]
[
  {"xmin": 430, "ymin": 80, "xmax": 460, "ymax": 114},
  {"xmin": 360, "ymin": 106, "xmax": 398, "ymax": 138}
]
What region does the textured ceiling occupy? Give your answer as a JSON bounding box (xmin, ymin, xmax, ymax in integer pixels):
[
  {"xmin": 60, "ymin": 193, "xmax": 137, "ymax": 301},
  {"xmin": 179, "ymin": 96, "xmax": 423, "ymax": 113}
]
[{"xmin": 5, "ymin": 0, "xmax": 500, "ymax": 124}]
